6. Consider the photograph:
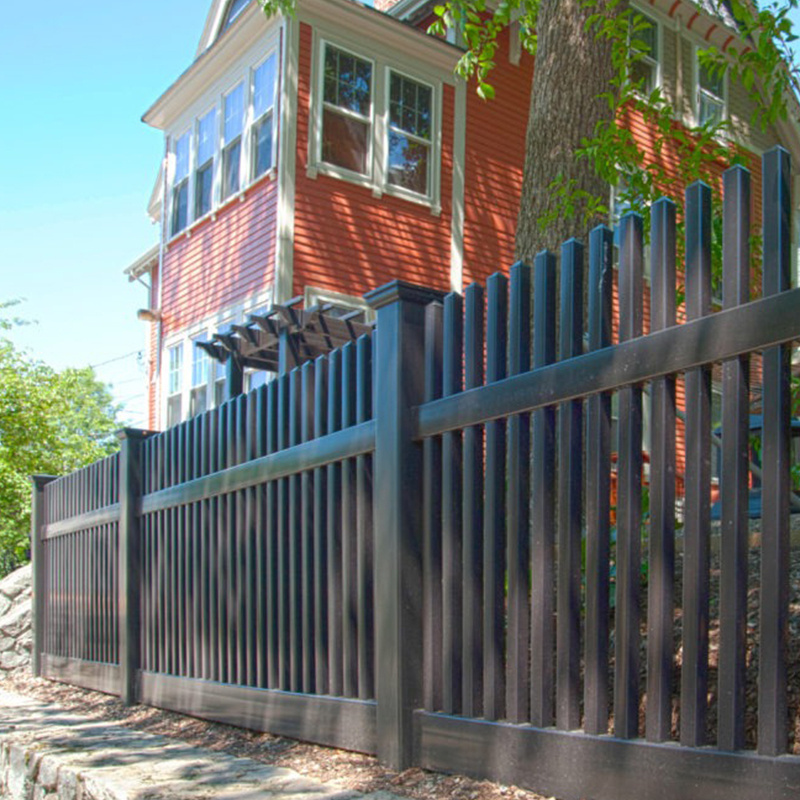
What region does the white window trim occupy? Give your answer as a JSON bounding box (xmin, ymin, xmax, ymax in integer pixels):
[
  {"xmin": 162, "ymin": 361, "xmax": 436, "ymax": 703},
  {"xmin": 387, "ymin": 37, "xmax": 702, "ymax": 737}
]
[
  {"xmin": 693, "ymin": 43, "xmax": 728, "ymax": 129},
  {"xmin": 164, "ymin": 46, "xmax": 280, "ymax": 245},
  {"xmin": 160, "ymin": 288, "xmax": 274, "ymax": 428},
  {"xmin": 309, "ymin": 34, "xmax": 443, "ymax": 215}
]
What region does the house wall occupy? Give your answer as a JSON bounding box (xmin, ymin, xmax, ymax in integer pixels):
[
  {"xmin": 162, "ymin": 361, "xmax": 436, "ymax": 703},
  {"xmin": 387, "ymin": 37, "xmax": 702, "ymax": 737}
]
[{"xmin": 291, "ymin": 21, "xmax": 455, "ymax": 300}]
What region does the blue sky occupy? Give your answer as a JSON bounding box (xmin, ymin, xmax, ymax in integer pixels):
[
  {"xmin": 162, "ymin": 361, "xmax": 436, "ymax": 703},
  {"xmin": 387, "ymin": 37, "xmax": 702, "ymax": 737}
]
[
  {"xmin": 0, "ymin": 1, "xmax": 208, "ymax": 427},
  {"xmin": 0, "ymin": 1, "xmax": 797, "ymax": 429}
]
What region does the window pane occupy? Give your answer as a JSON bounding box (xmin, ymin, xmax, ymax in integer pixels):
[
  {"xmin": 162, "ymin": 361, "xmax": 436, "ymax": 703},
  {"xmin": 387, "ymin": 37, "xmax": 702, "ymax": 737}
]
[
  {"xmin": 223, "ymin": 0, "xmax": 250, "ymax": 30},
  {"xmin": 322, "ymin": 108, "xmax": 369, "ymax": 174},
  {"xmin": 197, "ymin": 109, "xmax": 216, "ymax": 166},
  {"xmin": 699, "ymin": 92, "xmax": 724, "ymax": 126},
  {"xmin": 223, "ymin": 139, "xmax": 241, "ymax": 198},
  {"xmin": 224, "ymin": 84, "xmax": 244, "ymax": 143},
  {"xmin": 253, "ymin": 55, "xmax": 276, "ymax": 118},
  {"xmin": 389, "ymin": 73, "xmax": 432, "ymax": 140},
  {"xmin": 172, "ymin": 181, "xmax": 188, "ymax": 234},
  {"xmin": 195, "ymin": 163, "xmax": 213, "ymax": 218},
  {"xmin": 325, "ymin": 45, "xmax": 371, "ymax": 117},
  {"xmin": 174, "ymin": 133, "xmax": 190, "ymax": 182},
  {"xmin": 168, "ymin": 344, "xmax": 183, "ymax": 395},
  {"xmin": 631, "ymin": 58, "xmax": 656, "ymax": 94},
  {"xmin": 253, "ymin": 112, "xmax": 273, "ymax": 178},
  {"xmin": 192, "ymin": 339, "xmax": 210, "ymax": 387},
  {"xmin": 167, "ymin": 395, "xmax": 183, "ymax": 427},
  {"xmin": 632, "ymin": 12, "xmax": 658, "ymax": 60},
  {"xmin": 190, "ymin": 387, "xmax": 208, "ymax": 417},
  {"xmin": 388, "ymin": 130, "xmax": 429, "ymax": 195},
  {"xmin": 699, "ymin": 60, "xmax": 724, "ymax": 98}
]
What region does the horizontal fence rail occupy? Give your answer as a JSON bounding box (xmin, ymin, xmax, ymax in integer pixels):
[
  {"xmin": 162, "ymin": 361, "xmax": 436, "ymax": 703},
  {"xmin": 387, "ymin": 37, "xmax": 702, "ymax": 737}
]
[{"xmin": 32, "ymin": 148, "xmax": 800, "ymax": 800}]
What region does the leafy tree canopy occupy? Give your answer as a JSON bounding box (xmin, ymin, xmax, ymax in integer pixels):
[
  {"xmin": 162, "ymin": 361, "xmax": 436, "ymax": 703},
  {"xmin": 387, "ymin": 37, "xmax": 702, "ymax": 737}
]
[{"xmin": 0, "ymin": 302, "xmax": 122, "ymax": 577}]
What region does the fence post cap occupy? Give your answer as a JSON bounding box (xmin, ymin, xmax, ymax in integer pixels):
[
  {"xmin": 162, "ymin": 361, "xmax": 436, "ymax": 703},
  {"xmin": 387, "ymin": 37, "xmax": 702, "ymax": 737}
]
[
  {"xmin": 364, "ymin": 280, "xmax": 446, "ymax": 311},
  {"xmin": 115, "ymin": 427, "xmax": 157, "ymax": 442},
  {"xmin": 30, "ymin": 474, "xmax": 57, "ymax": 488}
]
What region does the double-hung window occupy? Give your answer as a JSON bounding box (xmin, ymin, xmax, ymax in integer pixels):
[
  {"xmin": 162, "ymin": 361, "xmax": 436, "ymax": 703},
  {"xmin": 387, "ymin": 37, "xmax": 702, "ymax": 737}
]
[
  {"xmin": 252, "ymin": 55, "xmax": 277, "ymax": 179},
  {"xmin": 171, "ymin": 132, "xmax": 190, "ymax": 235},
  {"xmin": 190, "ymin": 337, "xmax": 210, "ymax": 417},
  {"xmin": 222, "ymin": 83, "xmax": 245, "ymax": 200},
  {"xmin": 322, "ymin": 45, "xmax": 373, "ymax": 176},
  {"xmin": 195, "ymin": 109, "xmax": 216, "ymax": 218},
  {"xmin": 388, "ymin": 72, "xmax": 433, "ymax": 196},
  {"xmin": 167, "ymin": 343, "xmax": 184, "ymax": 427},
  {"xmin": 697, "ymin": 53, "xmax": 725, "ymax": 127},
  {"xmin": 629, "ymin": 9, "xmax": 659, "ymax": 95}
]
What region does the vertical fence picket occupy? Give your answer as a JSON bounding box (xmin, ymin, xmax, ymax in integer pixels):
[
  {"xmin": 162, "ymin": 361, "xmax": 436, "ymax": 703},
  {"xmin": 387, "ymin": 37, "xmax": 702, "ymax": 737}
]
[
  {"xmin": 681, "ymin": 183, "xmax": 712, "ymax": 747},
  {"xmin": 356, "ymin": 335, "xmax": 374, "ymax": 700},
  {"xmin": 483, "ymin": 273, "xmax": 507, "ymax": 721},
  {"xmin": 314, "ymin": 355, "xmax": 330, "ymax": 694},
  {"xmin": 327, "ymin": 350, "xmax": 343, "ymax": 696},
  {"xmin": 717, "ymin": 166, "xmax": 751, "ymax": 752},
  {"xmin": 442, "ymin": 293, "xmax": 463, "ymax": 715},
  {"xmin": 341, "ymin": 342, "xmax": 359, "ymax": 697},
  {"xmin": 300, "ymin": 364, "xmax": 316, "ymax": 694},
  {"xmin": 288, "ymin": 369, "xmax": 304, "ymax": 692},
  {"xmin": 531, "ymin": 250, "xmax": 557, "ymax": 728},
  {"xmin": 556, "ymin": 239, "xmax": 584, "ymax": 731},
  {"xmin": 615, "ymin": 212, "xmax": 644, "ymax": 740},
  {"xmin": 463, "ymin": 282, "xmax": 484, "ymax": 719},
  {"xmin": 423, "ymin": 303, "xmax": 444, "ymax": 712},
  {"xmin": 276, "ymin": 375, "xmax": 290, "ymax": 689},
  {"xmin": 584, "ymin": 226, "xmax": 613, "ymax": 735},
  {"xmin": 758, "ymin": 146, "xmax": 792, "ymax": 757},
  {"xmin": 646, "ymin": 199, "xmax": 677, "ymax": 743},
  {"xmin": 505, "ymin": 262, "xmax": 532, "ymax": 724}
]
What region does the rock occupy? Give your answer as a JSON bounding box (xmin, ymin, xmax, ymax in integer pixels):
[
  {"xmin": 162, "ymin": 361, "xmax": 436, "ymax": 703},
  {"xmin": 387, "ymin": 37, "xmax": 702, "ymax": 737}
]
[
  {"xmin": 0, "ymin": 597, "xmax": 31, "ymax": 639},
  {"xmin": 0, "ymin": 564, "xmax": 32, "ymax": 602},
  {"xmin": 0, "ymin": 593, "xmax": 10, "ymax": 619},
  {"xmin": 0, "ymin": 649, "xmax": 28, "ymax": 671}
]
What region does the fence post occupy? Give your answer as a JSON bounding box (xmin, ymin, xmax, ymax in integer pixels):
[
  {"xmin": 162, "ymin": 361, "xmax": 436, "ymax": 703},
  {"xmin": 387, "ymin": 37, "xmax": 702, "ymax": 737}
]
[
  {"xmin": 365, "ymin": 280, "xmax": 445, "ymax": 770},
  {"xmin": 30, "ymin": 474, "xmax": 56, "ymax": 677},
  {"xmin": 117, "ymin": 428, "xmax": 152, "ymax": 705}
]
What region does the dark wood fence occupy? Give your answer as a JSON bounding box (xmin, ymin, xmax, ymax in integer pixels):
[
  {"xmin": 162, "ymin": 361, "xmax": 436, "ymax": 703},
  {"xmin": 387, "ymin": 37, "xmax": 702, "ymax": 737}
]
[{"xmin": 31, "ymin": 147, "xmax": 800, "ymax": 800}]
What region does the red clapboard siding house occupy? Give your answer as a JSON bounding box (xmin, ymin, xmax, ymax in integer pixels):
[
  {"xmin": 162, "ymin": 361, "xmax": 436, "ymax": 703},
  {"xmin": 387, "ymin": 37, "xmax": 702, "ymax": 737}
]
[{"xmin": 126, "ymin": 0, "xmax": 800, "ymax": 434}]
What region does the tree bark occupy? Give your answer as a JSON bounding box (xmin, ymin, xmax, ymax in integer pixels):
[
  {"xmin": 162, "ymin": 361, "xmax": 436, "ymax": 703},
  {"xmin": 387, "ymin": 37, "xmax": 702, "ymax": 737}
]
[{"xmin": 515, "ymin": 0, "xmax": 623, "ymax": 260}]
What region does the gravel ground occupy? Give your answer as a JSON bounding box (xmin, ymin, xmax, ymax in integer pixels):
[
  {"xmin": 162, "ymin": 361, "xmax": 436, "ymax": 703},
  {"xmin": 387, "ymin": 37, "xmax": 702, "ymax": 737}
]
[{"xmin": 2, "ymin": 524, "xmax": 798, "ymax": 800}]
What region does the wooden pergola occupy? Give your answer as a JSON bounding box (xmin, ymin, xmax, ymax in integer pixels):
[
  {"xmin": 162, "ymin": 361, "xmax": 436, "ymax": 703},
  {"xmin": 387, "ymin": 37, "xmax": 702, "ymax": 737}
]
[{"xmin": 196, "ymin": 297, "xmax": 374, "ymax": 398}]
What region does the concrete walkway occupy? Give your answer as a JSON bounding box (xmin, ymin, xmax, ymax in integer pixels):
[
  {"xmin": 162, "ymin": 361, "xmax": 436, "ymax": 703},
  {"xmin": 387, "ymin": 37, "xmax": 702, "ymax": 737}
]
[{"xmin": 0, "ymin": 689, "xmax": 401, "ymax": 800}]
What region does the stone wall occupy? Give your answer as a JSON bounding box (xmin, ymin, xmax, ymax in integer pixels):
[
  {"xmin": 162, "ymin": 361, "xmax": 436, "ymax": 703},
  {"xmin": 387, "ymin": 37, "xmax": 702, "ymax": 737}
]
[{"xmin": 0, "ymin": 566, "xmax": 32, "ymax": 674}]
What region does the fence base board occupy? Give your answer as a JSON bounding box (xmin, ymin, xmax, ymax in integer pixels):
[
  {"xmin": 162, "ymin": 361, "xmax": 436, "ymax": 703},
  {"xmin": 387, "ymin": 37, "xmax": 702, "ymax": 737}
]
[
  {"xmin": 413, "ymin": 711, "xmax": 800, "ymax": 800},
  {"xmin": 139, "ymin": 672, "xmax": 377, "ymax": 754},
  {"xmin": 40, "ymin": 654, "xmax": 120, "ymax": 696}
]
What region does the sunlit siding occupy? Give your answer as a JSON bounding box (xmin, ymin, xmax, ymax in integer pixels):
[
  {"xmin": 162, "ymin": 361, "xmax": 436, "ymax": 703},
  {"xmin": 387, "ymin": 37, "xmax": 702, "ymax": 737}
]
[
  {"xmin": 160, "ymin": 177, "xmax": 278, "ymax": 340},
  {"xmin": 292, "ymin": 22, "xmax": 454, "ymax": 300},
  {"xmin": 461, "ymin": 26, "xmax": 532, "ymax": 289}
]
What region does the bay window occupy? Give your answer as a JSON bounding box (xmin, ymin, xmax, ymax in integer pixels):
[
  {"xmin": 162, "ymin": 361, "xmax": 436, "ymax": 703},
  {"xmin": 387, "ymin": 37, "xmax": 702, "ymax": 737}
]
[
  {"xmin": 222, "ymin": 83, "xmax": 244, "ymax": 199},
  {"xmin": 195, "ymin": 108, "xmax": 216, "ymax": 218},
  {"xmin": 171, "ymin": 132, "xmax": 190, "ymax": 235},
  {"xmin": 322, "ymin": 44, "xmax": 373, "ymax": 176}
]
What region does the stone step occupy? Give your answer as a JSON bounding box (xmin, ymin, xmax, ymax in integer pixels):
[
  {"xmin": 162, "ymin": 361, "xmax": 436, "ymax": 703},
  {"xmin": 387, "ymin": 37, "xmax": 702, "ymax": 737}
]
[{"xmin": 0, "ymin": 689, "xmax": 400, "ymax": 800}]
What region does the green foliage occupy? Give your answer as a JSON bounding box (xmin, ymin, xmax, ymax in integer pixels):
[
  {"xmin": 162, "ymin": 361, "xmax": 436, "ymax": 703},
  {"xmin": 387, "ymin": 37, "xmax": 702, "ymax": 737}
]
[{"xmin": 0, "ymin": 303, "xmax": 122, "ymax": 577}]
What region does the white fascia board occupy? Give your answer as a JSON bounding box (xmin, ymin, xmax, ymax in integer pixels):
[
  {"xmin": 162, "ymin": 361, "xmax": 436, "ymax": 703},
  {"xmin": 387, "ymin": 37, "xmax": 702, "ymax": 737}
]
[
  {"xmin": 124, "ymin": 244, "xmax": 160, "ymax": 281},
  {"xmin": 196, "ymin": 0, "xmax": 229, "ymax": 57},
  {"xmin": 143, "ymin": 3, "xmax": 279, "ymax": 130},
  {"xmin": 147, "ymin": 164, "xmax": 163, "ymax": 222},
  {"xmin": 298, "ymin": 0, "xmax": 461, "ymax": 78}
]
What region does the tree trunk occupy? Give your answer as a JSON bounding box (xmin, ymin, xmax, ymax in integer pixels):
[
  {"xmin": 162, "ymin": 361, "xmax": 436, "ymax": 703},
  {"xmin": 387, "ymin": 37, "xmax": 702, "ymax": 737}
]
[{"xmin": 515, "ymin": 0, "xmax": 622, "ymax": 260}]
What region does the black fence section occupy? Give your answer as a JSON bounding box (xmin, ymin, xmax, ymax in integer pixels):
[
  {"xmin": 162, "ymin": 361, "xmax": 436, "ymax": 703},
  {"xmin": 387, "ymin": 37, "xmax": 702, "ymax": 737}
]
[{"xmin": 31, "ymin": 147, "xmax": 800, "ymax": 800}]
